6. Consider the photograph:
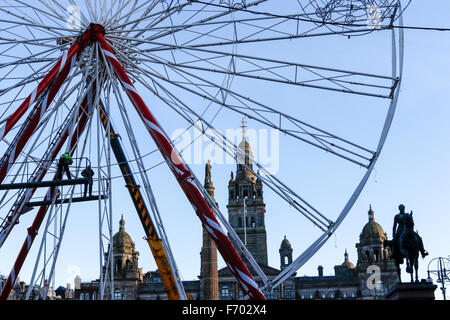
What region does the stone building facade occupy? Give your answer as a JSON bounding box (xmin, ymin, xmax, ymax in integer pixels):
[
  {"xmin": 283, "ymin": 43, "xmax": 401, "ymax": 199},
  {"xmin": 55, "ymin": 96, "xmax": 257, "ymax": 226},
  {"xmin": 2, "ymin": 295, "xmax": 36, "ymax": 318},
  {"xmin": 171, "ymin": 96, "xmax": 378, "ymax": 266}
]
[
  {"xmin": 75, "ymin": 205, "xmax": 398, "ymax": 300},
  {"xmin": 227, "ymin": 133, "xmax": 267, "ymax": 266},
  {"xmin": 294, "ymin": 207, "xmax": 399, "ymax": 300},
  {"xmin": 75, "ymin": 130, "xmax": 399, "ymax": 300}
]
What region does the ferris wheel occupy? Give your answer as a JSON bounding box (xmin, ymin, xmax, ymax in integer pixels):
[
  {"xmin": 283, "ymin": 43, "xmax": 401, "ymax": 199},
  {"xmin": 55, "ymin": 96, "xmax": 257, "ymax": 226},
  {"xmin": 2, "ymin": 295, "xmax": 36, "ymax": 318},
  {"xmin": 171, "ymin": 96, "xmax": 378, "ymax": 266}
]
[{"xmin": 0, "ymin": 0, "xmax": 406, "ymax": 300}]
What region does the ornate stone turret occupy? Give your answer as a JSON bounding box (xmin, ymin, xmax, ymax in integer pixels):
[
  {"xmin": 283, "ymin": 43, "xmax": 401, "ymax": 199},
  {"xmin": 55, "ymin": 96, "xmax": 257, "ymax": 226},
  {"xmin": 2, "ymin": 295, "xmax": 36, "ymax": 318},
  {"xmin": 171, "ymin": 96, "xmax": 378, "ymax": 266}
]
[
  {"xmin": 279, "ymin": 236, "xmax": 293, "ymax": 270},
  {"xmin": 227, "ymin": 118, "xmax": 268, "ymax": 266},
  {"xmin": 112, "ymin": 216, "xmax": 140, "ymax": 278},
  {"xmin": 356, "ymin": 206, "xmax": 389, "ymax": 266},
  {"xmin": 334, "ymin": 249, "xmax": 356, "ymax": 278},
  {"xmin": 200, "ymin": 161, "xmax": 219, "ymax": 300},
  {"xmin": 103, "ymin": 216, "xmax": 143, "ymax": 300},
  {"xmin": 355, "ymin": 206, "xmax": 398, "ymax": 298}
]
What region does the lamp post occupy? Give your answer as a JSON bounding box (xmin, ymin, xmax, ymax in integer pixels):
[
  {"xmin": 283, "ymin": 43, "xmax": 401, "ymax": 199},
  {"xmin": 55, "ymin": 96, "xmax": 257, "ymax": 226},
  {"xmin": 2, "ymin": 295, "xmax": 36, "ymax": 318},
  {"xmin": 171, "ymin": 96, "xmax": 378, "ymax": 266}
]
[{"xmin": 427, "ymin": 257, "xmax": 450, "ymax": 300}]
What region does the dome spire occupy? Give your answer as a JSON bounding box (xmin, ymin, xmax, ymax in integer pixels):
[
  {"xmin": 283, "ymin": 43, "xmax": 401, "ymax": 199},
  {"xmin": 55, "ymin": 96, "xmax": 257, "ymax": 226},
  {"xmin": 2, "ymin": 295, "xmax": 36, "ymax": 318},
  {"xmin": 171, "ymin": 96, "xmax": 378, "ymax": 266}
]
[
  {"xmin": 368, "ymin": 204, "xmax": 374, "ymax": 221},
  {"xmin": 240, "ymin": 116, "xmax": 247, "ymax": 139},
  {"xmin": 236, "ymin": 117, "xmax": 254, "ymax": 173},
  {"xmin": 119, "ymin": 214, "xmax": 125, "ymax": 231}
]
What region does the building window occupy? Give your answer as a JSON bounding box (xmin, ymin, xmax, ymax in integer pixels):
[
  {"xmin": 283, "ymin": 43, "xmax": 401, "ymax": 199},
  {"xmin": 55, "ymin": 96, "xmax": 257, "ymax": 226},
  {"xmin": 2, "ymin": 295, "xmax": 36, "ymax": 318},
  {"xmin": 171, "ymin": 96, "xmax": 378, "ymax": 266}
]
[
  {"xmin": 114, "ymin": 289, "xmax": 123, "ymax": 300},
  {"xmin": 284, "ymin": 288, "xmax": 293, "ymax": 299},
  {"xmin": 243, "ymin": 186, "xmax": 249, "ymax": 198},
  {"xmin": 250, "ymin": 216, "xmax": 255, "ymax": 227},
  {"xmin": 116, "ymin": 259, "xmax": 122, "ymax": 273},
  {"xmin": 85, "ymin": 293, "xmax": 89, "ymax": 300},
  {"xmin": 266, "ymin": 289, "xmax": 278, "ymax": 300},
  {"xmin": 93, "ymin": 292, "xmax": 97, "ymax": 300},
  {"xmin": 238, "ymin": 217, "xmax": 242, "ymax": 227},
  {"xmin": 220, "ymin": 285, "xmax": 232, "ymax": 300},
  {"xmin": 80, "ymin": 293, "xmax": 84, "ymax": 300}
]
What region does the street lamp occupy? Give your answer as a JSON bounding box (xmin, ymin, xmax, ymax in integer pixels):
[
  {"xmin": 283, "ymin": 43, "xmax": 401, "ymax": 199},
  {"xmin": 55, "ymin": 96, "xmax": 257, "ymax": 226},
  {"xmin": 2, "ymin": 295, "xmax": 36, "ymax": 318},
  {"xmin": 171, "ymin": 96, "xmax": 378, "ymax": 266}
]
[{"xmin": 427, "ymin": 257, "xmax": 450, "ymax": 300}]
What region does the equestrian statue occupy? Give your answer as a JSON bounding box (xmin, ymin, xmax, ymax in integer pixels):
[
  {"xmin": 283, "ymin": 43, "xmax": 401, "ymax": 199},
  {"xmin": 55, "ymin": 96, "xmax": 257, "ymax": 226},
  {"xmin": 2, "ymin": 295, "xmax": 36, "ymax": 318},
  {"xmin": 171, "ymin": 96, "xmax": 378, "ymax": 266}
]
[{"xmin": 384, "ymin": 204, "xmax": 428, "ymax": 283}]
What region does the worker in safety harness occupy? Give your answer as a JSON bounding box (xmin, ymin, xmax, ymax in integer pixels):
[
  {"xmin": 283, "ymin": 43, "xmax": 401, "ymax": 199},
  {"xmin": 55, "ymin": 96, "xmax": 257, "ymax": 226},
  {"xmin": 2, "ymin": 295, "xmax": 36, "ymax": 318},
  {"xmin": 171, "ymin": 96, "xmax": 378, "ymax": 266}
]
[
  {"xmin": 57, "ymin": 153, "xmax": 73, "ymax": 180},
  {"xmin": 81, "ymin": 165, "xmax": 94, "ymax": 197}
]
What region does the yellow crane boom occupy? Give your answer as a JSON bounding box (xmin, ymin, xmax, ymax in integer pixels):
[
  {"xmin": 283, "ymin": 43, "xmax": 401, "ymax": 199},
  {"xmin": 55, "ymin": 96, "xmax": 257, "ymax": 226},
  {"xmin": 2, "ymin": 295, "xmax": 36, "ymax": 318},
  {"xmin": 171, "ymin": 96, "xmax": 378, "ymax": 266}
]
[{"xmin": 98, "ymin": 101, "xmax": 182, "ymax": 300}]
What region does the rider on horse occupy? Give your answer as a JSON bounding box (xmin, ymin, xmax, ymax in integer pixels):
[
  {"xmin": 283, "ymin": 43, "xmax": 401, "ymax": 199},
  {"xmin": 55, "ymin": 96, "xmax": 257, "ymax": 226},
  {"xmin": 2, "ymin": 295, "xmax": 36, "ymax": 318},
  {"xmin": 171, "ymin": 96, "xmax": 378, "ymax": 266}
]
[{"xmin": 393, "ymin": 204, "xmax": 428, "ymax": 260}]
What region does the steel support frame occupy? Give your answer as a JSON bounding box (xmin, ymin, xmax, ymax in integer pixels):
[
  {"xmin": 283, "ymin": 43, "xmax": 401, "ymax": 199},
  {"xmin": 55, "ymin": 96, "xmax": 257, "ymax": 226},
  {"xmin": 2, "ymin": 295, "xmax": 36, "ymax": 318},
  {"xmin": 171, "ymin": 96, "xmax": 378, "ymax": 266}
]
[
  {"xmin": 0, "ymin": 92, "xmax": 93, "ymax": 299},
  {"xmin": 0, "ymin": 85, "xmax": 95, "ymax": 249}
]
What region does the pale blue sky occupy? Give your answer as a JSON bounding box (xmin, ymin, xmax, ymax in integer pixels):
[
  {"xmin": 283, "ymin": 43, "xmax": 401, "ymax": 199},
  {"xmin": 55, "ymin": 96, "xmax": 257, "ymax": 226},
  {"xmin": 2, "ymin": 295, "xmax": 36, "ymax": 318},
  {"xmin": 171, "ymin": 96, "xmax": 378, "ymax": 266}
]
[{"xmin": 0, "ymin": 1, "xmax": 449, "ymax": 300}]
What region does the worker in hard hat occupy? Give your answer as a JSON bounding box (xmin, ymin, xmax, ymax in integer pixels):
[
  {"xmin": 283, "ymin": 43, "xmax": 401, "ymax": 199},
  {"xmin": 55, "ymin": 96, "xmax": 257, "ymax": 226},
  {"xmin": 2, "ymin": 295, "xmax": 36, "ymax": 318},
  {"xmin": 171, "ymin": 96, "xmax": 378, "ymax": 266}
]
[{"xmin": 57, "ymin": 153, "xmax": 73, "ymax": 180}]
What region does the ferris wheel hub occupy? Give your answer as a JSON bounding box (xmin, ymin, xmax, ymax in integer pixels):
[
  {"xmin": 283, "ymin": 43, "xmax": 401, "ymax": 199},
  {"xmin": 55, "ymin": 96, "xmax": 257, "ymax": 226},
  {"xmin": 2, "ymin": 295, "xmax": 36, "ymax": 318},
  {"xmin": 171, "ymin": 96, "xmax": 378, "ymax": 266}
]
[{"xmin": 86, "ymin": 23, "xmax": 106, "ymax": 42}]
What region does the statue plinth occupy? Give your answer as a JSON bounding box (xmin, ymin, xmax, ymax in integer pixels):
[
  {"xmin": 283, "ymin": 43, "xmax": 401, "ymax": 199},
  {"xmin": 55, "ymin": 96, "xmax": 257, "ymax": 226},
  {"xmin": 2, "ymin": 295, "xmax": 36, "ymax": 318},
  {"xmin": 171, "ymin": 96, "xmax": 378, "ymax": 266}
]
[{"xmin": 385, "ymin": 280, "xmax": 437, "ymax": 300}]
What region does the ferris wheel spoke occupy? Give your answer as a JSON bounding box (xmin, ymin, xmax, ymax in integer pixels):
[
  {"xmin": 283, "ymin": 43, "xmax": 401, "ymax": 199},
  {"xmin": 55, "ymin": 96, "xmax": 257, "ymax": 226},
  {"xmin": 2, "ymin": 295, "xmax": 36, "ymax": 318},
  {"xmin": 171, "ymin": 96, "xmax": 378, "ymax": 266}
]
[
  {"xmin": 143, "ymin": 20, "xmax": 392, "ymax": 51},
  {"xmin": 0, "ymin": 59, "xmax": 89, "ymax": 194},
  {"xmin": 98, "ymin": 34, "xmax": 267, "ymax": 299},
  {"xmin": 109, "ymin": 36, "xmax": 396, "ymax": 98},
  {"xmin": 124, "ymin": 63, "xmax": 333, "ymax": 231},
  {"xmin": 0, "ymin": 41, "xmax": 71, "ymax": 72},
  {"xmin": 109, "ymin": 10, "xmax": 322, "ymax": 35},
  {"xmin": 0, "ymin": 85, "xmax": 96, "ymax": 299},
  {"xmin": 0, "ymin": 33, "xmax": 77, "ymax": 47},
  {"xmin": 10, "ymin": 0, "xmax": 74, "ymax": 34},
  {"xmin": 0, "ymin": 34, "xmax": 92, "ymax": 142},
  {"xmin": 107, "ymin": 0, "xmax": 182, "ymax": 32},
  {"xmin": 125, "ymin": 1, "xmax": 182, "ymax": 39},
  {"xmin": 102, "ymin": 0, "xmax": 135, "ymax": 27},
  {"xmin": 105, "ymin": 75, "xmax": 188, "ymax": 298},
  {"xmin": 1, "ymin": 0, "xmax": 64, "ymax": 37},
  {"xmin": 0, "ymin": 76, "xmax": 97, "ymax": 249},
  {"xmin": 140, "ymin": 46, "xmax": 396, "ymax": 98},
  {"xmin": 121, "ymin": 72, "xmax": 272, "ymax": 283},
  {"xmin": 0, "ymin": 7, "xmax": 74, "ymax": 36},
  {"xmin": 109, "ymin": 42, "xmax": 375, "ymax": 167},
  {"xmin": 120, "ymin": 0, "xmax": 267, "ymax": 45},
  {"xmin": 0, "ymin": 68, "xmax": 85, "ymax": 132},
  {"xmin": 36, "ymin": 0, "xmax": 83, "ymax": 29},
  {"xmin": 164, "ymin": 87, "xmax": 332, "ymax": 230}
]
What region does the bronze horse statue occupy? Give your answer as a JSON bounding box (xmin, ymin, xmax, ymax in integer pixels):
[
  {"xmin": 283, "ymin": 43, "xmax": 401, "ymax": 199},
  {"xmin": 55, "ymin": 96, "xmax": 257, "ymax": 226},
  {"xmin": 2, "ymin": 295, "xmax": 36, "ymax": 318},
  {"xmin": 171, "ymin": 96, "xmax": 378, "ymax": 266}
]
[{"xmin": 385, "ymin": 212, "xmax": 428, "ymax": 283}]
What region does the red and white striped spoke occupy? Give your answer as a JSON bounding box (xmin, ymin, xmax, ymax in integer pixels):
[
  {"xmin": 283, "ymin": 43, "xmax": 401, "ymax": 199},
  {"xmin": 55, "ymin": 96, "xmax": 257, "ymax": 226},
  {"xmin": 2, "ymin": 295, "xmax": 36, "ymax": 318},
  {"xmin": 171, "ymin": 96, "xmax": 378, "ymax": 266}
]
[
  {"xmin": 0, "ymin": 40, "xmax": 87, "ymax": 141},
  {"xmin": 97, "ymin": 33, "xmax": 265, "ymax": 300},
  {"xmin": 0, "ymin": 184, "xmax": 59, "ymax": 300},
  {"xmin": 0, "ymin": 40, "xmax": 88, "ymax": 184},
  {"xmin": 0, "ymin": 91, "xmax": 94, "ymax": 248}
]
